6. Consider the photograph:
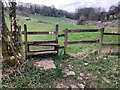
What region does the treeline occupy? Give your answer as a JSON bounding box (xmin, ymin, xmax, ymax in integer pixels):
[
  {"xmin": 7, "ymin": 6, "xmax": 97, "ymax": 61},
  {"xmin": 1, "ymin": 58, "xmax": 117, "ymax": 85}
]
[
  {"xmin": 16, "ymin": 1, "xmax": 120, "ymax": 21},
  {"xmin": 74, "ymin": 1, "xmax": 120, "ymax": 21},
  {"xmin": 17, "ymin": 2, "xmax": 74, "ymax": 19}
]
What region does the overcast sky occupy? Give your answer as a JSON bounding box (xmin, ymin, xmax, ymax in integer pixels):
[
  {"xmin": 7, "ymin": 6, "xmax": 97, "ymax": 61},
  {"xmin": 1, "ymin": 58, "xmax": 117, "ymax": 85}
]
[{"xmin": 16, "ymin": 0, "xmax": 119, "ymax": 12}]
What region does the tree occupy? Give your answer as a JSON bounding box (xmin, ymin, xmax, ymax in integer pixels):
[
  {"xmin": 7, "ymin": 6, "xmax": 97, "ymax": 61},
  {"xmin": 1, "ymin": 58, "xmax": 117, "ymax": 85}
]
[
  {"xmin": 74, "ymin": 7, "xmax": 105, "ymax": 21},
  {"xmin": 2, "ymin": 0, "xmax": 23, "ymax": 67},
  {"xmin": 109, "ymin": 5, "xmax": 116, "ymax": 19},
  {"xmin": 76, "ymin": 16, "xmax": 86, "ymax": 25},
  {"xmin": 100, "ymin": 11, "xmax": 107, "ymax": 21}
]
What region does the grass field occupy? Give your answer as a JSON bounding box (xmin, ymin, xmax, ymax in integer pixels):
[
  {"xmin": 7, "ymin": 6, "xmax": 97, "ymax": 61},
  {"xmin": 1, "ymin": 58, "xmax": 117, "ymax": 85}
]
[
  {"xmin": 5, "ymin": 14, "xmax": 119, "ymax": 54},
  {"xmin": 2, "ymin": 14, "xmax": 120, "ymax": 88}
]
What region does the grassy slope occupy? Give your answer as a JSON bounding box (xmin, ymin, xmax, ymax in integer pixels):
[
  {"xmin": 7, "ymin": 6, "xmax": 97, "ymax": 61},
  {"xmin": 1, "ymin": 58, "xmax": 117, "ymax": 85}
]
[
  {"xmin": 3, "ymin": 14, "xmax": 119, "ymax": 88},
  {"xmin": 6, "ymin": 14, "xmax": 119, "ymax": 54}
]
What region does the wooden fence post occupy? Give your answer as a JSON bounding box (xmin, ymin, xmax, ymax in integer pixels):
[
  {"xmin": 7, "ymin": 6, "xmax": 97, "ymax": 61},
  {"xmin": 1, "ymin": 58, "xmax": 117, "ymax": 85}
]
[
  {"xmin": 98, "ymin": 27, "xmax": 104, "ymax": 54},
  {"xmin": 18, "ymin": 26, "xmax": 24, "ymax": 63},
  {"xmin": 24, "ymin": 24, "xmax": 29, "ymax": 60},
  {"xmin": 55, "ymin": 24, "xmax": 59, "ymax": 54},
  {"xmin": 64, "ymin": 28, "xmax": 68, "ymax": 54}
]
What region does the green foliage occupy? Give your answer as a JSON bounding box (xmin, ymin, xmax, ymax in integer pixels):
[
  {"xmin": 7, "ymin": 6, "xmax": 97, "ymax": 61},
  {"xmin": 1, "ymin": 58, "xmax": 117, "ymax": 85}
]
[
  {"xmin": 2, "ymin": 59, "xmax": 64, "ymax": 88},
  {"xmin": 2, "ymin": 14, "xmax": 119, "ymax": 88}
]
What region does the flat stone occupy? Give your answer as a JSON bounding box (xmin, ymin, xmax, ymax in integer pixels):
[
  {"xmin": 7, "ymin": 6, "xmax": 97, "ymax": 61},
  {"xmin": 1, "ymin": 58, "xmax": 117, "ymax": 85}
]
[
  {"xmin": 34, "ymin": 59, "xmax": 56, "ymax": 70},
  {"xmin": 70, "ymin": 84, "xmax": 79, "ymax": 88},
  {"xmin": 66, "ymin": 71, "xmax": 75, "ymax": 76},
  {"xmin": 77, "ymin": 77, "xmax": 83, "ymax": 80},
  {"xmin": 56, "ymin": 83, "xmax": 68, "ymax": 88},
  {"xmin": 80, "ymin": 73, "xmax": 84, "ymax": 77},
  {"xmin": 62, "ymin": 68, "xmax": 75, "ymax": 76},
  {"xmin": 78, "ymin": 83, "xmax": 85, "ymax": 88},
  {"xmin": 84, "ymin": 63, "xmax": 88, "ymax": 65}
]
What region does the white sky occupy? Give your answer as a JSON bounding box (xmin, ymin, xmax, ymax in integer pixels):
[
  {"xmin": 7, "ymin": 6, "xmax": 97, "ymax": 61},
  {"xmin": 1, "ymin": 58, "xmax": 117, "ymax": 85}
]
[{"xmin": 16, "ymin": 0, "xmax": 119, "ymax": 12}]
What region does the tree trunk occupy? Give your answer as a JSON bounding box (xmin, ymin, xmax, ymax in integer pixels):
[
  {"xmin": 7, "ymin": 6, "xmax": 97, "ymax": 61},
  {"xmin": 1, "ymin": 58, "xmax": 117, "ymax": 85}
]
[
  {"xmin": 2, "ymin": 2, "xmax": 9, "ymax": 61},
  {"xmin": 112, "ymin": 14, "xmax": 114, "ymax": 20},
  {"xmin": 9, "ymin": 1, "xmax": 23, "ymax": 64},
  {"xmin": 2, "ymin": 1, "xmax": 21, "ymax": 66}
]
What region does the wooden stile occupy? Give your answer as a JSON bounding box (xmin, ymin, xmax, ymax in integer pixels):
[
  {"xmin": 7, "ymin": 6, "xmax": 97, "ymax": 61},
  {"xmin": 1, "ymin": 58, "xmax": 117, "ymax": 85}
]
[
  {"xmin": 27, "ymin": 51, "xmax": 58, "ymax": 56},
  {"xmin": 22, "ymin": 31, "xmax": 55, "ymax": 34},
  {"xmin": 24, "ymin": 24, "xmax": 29, "ymax": 60},
  {"xmin": 98, "ymin": 27, "xmax": 104, "ymax": 54},
  {"xmin": 28, "ymin": 41, "xmax": 56, "ymax": 45},
  {"xmin": 64, "ymin": 28, "xmax": 68, "ymax": 54}
]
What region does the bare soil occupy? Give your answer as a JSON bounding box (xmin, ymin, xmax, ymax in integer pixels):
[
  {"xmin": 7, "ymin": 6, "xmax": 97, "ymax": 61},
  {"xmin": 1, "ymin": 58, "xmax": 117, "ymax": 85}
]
[{"xmin": 77, "ymin": 21, "xmax": 118, "ymax": 27}]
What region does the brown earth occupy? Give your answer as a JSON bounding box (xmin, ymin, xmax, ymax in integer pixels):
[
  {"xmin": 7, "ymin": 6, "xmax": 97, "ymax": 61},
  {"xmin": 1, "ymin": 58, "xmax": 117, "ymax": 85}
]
[{"xmin": 76, "ymin": 20, "xmax": 118, "ymax": 27}]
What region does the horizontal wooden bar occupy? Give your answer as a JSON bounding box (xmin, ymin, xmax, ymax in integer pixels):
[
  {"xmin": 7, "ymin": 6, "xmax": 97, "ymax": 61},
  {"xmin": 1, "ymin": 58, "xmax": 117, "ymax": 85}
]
[
  {"xmin": 29, "ymin": 49, "xmax": 55, "ymax": 52},
  {"xmin": 58, "ymin": 46, "xmax": 64, "ymax": 49},
  {"xmin": 67, "ymin": 40, "xmax": 99, "ymax": 45},
  {"xmin": 28, "ymin": 41, "xmax": 56, "ymax": 45},
  {"xmin": 102, "ymin": 43, "xmax": 120, "ymax": 46},
  {"xmin": 29, "ymin": 43, "xmax": 59, "ymax": 46},
  {"xmin": 23, "ymin": 31, "xmax": 55, "ymax": 34},
  {"xmin": 9, "ymin": 31, "xmax": 55, "ymax": 34},
  {"xmin": 58, "ymin": 34, "xmax": 65, "ymax": 37},
  {"xmin": 27, "ymin": 51, "xmax": 58, "ymax": 56},
  {"xmin": 66, "ymin": 29, "xmax": 99, "ymax": 33},
  {"xmin": 103, "ymin": 33, "xmax": 120, "ymax": 35}
]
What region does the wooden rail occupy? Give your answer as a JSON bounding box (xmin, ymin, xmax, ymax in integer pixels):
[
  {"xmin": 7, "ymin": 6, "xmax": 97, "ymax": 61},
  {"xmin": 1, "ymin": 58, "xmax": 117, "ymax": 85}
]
[
  {"xmin": 98, "ymin": 28, "xmax": 120, "ymax": 54},
  {"xmin": 23, "ymin": 24, "xmax": 60, "ymax": 59},
  {"xmin": 67, "ymin": 40, "xmax": 99, "ymax": 45},
  {"xmin": 64, "ymin": 28, "xmax": 101, "ymax": 54},
  {"xmin": 102, "ymin": 43, "xmax": 120, "ymax": 46},
  {"xmin": 58, "ymin": 34, "xmax": 65, "ymax": 37},
  {"xmin": 19, "ymin": 23, "xmax": 120, "ymax": 58},
  {"xmin": 9, "ymin": 31, "xmax": 55, "ymax": 34},
  {"xmin": 28, "ymin": 41, "xmax": 56, "ymax": 45},
  {"xmin": 103, "ymin": 33, "xmax": 120, "ymax": 35},
  {"xmin": 23, "ymin": 31, "xmax": 55, "ymax": 34},
  {"xmin": 67, "ymin": 29, "xmax": 99, "ymax": 32}
]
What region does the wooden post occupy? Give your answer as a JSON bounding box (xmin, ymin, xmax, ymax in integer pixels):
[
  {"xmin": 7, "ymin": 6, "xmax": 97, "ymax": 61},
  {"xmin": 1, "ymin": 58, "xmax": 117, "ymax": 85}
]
[
  {"xmin": 98, "ymin": 27, "xmax": 104, "ymax": 54},
  {"xmin": 24, "ymin": 24, "xmax": 28, "ymax": 60},
  {"xmin": 64, "ymin": 28, "xmax": 68, "ymax": 54},
  {"xmin": 55, "ymin": 24, "xmax": 59, "ymax": 54},
  {"xmin": 18, "ymin": 26, "xmax": 24, "ymax": 63},
  {"xmin": 55, "ymin": 24, "xmax": 58, "ymax": 43},
  {"xmin": 118, "ymin": 16, "xmax": 120, "ymax": 33}
]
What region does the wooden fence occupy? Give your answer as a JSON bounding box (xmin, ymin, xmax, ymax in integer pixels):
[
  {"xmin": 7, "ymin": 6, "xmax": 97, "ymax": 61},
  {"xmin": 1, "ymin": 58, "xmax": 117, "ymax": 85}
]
[
  {"xmin": 15, "ymin": 24, "xmax": 120, "ymax": 60},
  {"xmin": 63, "ymin": 27, "xmax": 120, "ymax": 54},
  {"xmin": 99, "ymin": 30, "xmax": 120, "ymax": 54},
  {"xmin": 23, "ymin": 24, "xmax": 60, "ymax": 59},
  {"xmin": 63, "ymin": 28, "xmax": 103, "ymax": 54}
]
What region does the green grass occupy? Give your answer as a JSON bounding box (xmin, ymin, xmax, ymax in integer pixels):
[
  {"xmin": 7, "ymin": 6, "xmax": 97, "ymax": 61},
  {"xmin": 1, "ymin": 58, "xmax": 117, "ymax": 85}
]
[
  {"xmin": 2, "ymin": 14, "xmax": 120, "ymax": 88},
  {"xmin": 2, "ymin": 59, "xmax": 64, "ymax": 88},
  {"xmin": 14, "ymin": 14, "xmax": 118, "ymax": 54}
]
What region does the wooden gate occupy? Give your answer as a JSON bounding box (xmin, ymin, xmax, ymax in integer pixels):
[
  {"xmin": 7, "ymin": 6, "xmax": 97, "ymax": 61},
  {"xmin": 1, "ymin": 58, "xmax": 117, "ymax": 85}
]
[{"xmin": 24, "ymin": 24, "xmax": 59, "ymax": 59}]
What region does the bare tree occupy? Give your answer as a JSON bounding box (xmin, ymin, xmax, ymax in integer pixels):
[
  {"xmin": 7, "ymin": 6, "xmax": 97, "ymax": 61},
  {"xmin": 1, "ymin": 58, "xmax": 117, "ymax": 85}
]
[{"xmin": 2, "ymin": 0, "xmax": 23, "ymax": 67}]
